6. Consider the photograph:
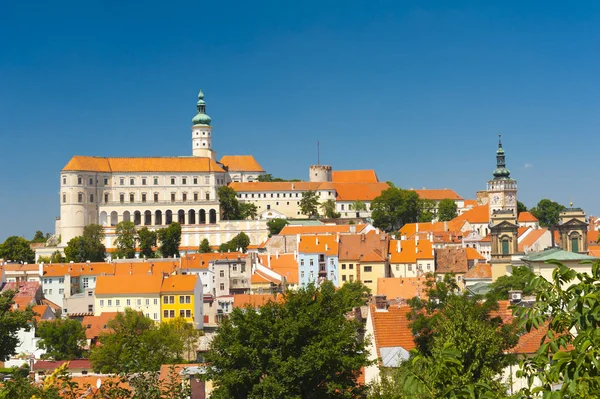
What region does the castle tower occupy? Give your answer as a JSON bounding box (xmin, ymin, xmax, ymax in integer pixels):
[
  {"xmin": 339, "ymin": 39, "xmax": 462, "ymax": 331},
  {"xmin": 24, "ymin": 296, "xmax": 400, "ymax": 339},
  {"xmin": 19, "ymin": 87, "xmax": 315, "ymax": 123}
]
[
  {"xmin": 487, "ymin": 135, "xmax": 518, "ymax": 219},
  {"xmin": 192, "ymin": 89, "xmax": 215, "ymax": 160},
  {"xmin": 557, "ymin": 205, "xmax": 588, "ymax": 253},
  {"xmin": 309, "ymin": 165, "xmax": 332, "ymax": 182}
]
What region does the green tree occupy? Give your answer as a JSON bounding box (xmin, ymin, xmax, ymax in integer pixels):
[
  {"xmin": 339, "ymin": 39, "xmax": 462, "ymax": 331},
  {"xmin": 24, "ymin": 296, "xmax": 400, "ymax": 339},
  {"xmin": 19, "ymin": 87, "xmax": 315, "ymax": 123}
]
[
  {"xmin": 418, "ymin": 198, "xmax": 436, "ymax": 223},
  {"xmin": 219, "ymin": 232, "xmax": 251, "ymax": 253},
  {"xmin": 299, "ymin": 190, "xmax": 320, "ymax": 218},
  {"xmin": 517, "ymin": 201, "xmax": 527, "ymax": 215},
  {"xmin": 31, "ymin": 230, "xmax": 48, "ymax": 243},
  {"xmin": 49, "ymin": 250, "xmax": 64, "ymax": 263},
  {"xmin": 164, "ymin": 317, "xmax": 200, "ymax": 361},
  {"xmin": 157, "ymin": 222, "xmax": 181, "ymax": 258},
  {"xmin": 138, "ymin": 227, "xmax": 157, "ymax": 258},
  {"xmin": 0, "ymin": 236, "xmax": 35, "ymax": 264},
  {"xmin": 204, "ymin": 281, "xmax": 371, "ymax": 399},
  {"xmin": 64, "ymin": 224, "xmax": 106, "ymax": 263},
  {"xmin": 37, "ymin": 318, "xmax": 87, "ymax": 360},
  {"xmin": 437, "ymin": 198, "xmax": 458, "ymax": 222},
  {"xmin": 371, "ymin": 186, "xmax": 420, "ymax": 232},
  {"xmin": 267, "ymin": 218, "xmax": 288, "ymax": 236},
  {"xmin": 90, "ymin": 308, "xmax": 184, "ymax": 373},
  {"xmin": 0, "ymin": 290, "xmax": 35, "ymax": 361},
  {"xmin": 321, "ymin": 199, "xmax": 341, "ymax": 218},
  {"xmin": 114, "ymin": 221, "xmax": 137, "ymax": 259},
  {"xmin": 217, "ymin": 186, "xmax": 241, "ymax": 220},
  {"xmin": 515, "ymin": 260, "xmax": 600, "ymax": 398},
  {"xmin": 529, "ymin": 199, "xmax": 566, "ymax": 227},
  {"xmin": 199, "ymin": 238, "xmax": 212, "ymax": 253},
  {"xmin": 485, "ymin": 266, "xmax": 536, "ymax": 301},
  {"xmin": 351, "ymin": 200, "xmax": 367, "ymax": 214},
  {"xmin": 239, "ymin": 202, "xmax": 258, "ymax": 220}
]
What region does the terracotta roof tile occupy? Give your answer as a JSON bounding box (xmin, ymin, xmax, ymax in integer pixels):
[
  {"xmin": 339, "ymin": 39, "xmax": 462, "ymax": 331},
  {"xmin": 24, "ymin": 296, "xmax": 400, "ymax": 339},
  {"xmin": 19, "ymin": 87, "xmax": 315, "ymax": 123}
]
[
  {"xmin": 219, "ymin": 155, "xmax": 264, "ymax": 172},
  {"xmin": 377, "ymin": 277, "xmax": 431, "ymax": 300},
  {"xmin": 518, "ymin": 228, "xmax": 549, "ymax": 252},
  {"xmin": 113, "ymin": 261, "xmax": 178, "ymax": 276},
  {"xmin": 463, "ymin": 199, "xmax": 478, "ymax": 207},
  {"xmin": 389, "ymin": 239, "xmax": 434, "ymax": 263},
  {"xmin": 463, "ymin": 263, "xmax": 492, "ymax": 279},
  {"xmin": 229, "ymin": 181, "xmax": 335, "ymax": 192},
  {"xmin": 339, "ymin": 234, "xmax": 390, "ymax": 261},
  {"xmin": 518, "ymin": 211, "xmax": 539, "ymax": 222},
  {"xmin": 62, "ymin": 156, "xmax": 225, "ymax": 173},
  {"xmin": 233, "ymin": 294, "xmax": 281, "ymax": 308},
  {"xmin": 82, "ymin": 312, "xmax": 118, "ymax": 340},
  {"xmin": 251, "ymin": 270, "xmax": 280, "ymax": 284},
  {"xmin": 334, "ymin": 182, "xmax": 390, "ymax": 201},
  {"xmin": 331, "ymin": 170, "xmax": 379, "ymax": 183},
  {"xmin": 435, "ymin": 248, "xmax": 469, "ymax": 274},
  {"xmin": 160, "ymin": 275, "xmax": 198, "ymax": 293},
  {"xmin": 95, "ymin": 275, "xmax": 162, "ymax": 295},
  {"xmin": 181, "ymin": 252, "xmax": 246, "ymax": 269},
  {"xmin": 451, "ymin": 204, "xmax": 489, "ymax": 224},
  {"xmin": 370, "ymin": 304, "xmax": 415, "ymax": 351},
  {"xmin": 587, "ymin": 230, "xmax": 599, "ymax": 244},
  {"xmin": 278, "ymin": 224, "xmax": 367, "ymax": 236},
  {"xmin": 298, "ymin": 235, "xmax": 338, "ymax": 255},
  {"xmin": 32, "ymin": 305, "xmax": 53, "ymax": 322},
  {"xmin": 465, "ymin": 247, "xmax": 486, "ymax": 261},
  {"xmin": 258, "ymin": 254, "xmax": 298, "ymax": 284},
  {"xmin": 412, "ymin": 189, "xmax": 463, "ymax": 200},
  {"xmin": 34, "ymin": 359, "xmax": 92, "ymax": 370},
  {"xmin": 43, "ymin": 263, "xmax": 115, "ymax": 277}
]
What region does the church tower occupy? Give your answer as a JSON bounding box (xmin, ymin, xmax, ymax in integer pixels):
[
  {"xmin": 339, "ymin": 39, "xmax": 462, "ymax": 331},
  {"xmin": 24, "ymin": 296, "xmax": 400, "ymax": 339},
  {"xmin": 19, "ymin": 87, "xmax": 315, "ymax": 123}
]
[
  {"xmin": 487, "ymin": 135, "xmax": 518, "ymax": 218},
  {"xmin": 192, "ymin": 89, "xmax": 215, "ymax": 160},
  {"xmin": 557, "ymin": 205, "xmax": 588, "ymax": 253}
]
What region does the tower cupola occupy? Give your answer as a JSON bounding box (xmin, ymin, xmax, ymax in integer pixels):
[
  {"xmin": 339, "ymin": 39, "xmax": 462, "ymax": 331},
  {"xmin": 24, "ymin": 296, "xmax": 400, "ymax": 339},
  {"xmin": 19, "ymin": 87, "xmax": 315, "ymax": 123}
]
[
  {"xmin": 492, "ymin": 135, "xmax": 511, "ymax": 180},
  {"xmin": 192, "ymin": 90, "xmax": 212, "ymax": 126}
]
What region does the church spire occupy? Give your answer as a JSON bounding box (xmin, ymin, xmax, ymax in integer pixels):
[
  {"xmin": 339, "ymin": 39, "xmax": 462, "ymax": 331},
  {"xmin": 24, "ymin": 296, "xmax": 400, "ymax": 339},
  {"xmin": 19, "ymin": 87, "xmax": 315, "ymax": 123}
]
[
  {"xmin": 192, "ymin": 89, "xmax": 212, "ymax": 126},
  {"xmin": 492, "ymin": 134, "xmax": 511, "ymax": 180}
]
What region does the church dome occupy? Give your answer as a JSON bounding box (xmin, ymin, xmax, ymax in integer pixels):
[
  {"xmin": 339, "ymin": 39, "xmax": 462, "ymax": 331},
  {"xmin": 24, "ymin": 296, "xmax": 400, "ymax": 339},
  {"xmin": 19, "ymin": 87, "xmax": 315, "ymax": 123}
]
[
  {"xmin": 493, "ymin": 167, "xmax": 511, "ymax": 179},
  {"xmin": 192, "ymin": 89, "xmax": 212, "ymax": 126}
]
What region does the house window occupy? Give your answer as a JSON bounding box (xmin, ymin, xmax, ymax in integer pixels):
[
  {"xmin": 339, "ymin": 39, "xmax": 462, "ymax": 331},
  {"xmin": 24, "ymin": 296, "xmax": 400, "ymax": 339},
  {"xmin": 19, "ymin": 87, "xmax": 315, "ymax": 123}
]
[
  {"xmin": 154, "ymin": 298, "xmax": 158, "ymax": 305},
  {"xmin": 89, "ymin": 193, "xmax": 94, "ymax": 203},
  {"xmin": 116, "ymin": 300, "xmax": 120, "ymax": 306},
  {"xmin": 137, "ymin": 299, "xmax": 141, "ymax": 306},
  {"xmin": 120, "ymin": 178, "xmax": 125, "ymax": 185},
  {"xmin": 58, "ymin": 288, "xmax": 64, "ymax": 294},
  {"xmin": 104, "ymin": 178, "xmax": 108, "ymax": 185},
  {"xmin": 154, "ymin": 177, "xmax": 159, "ymax": 185},
  {"xmin": 163, "ymin": 296, "xmax": 169, "ymax": 304},
  {"xmin": 185, "ymin": 295, "xmax": 191, "ymax": 303},
  {"xmin": 182, "ymin": 178, "xmax": 187, "ymax": 185},
  {"xmin": 193, "ymin": 177, "xmax": 198, "ymax": 184},
  {"xmin": 300, "ymin": 259, "xmax": 304, "ymax": 266},
  {"xmin": 341, "ymin": 264, "xmax": 346, "ymax": 270},
  {"xmin": 342, "ymin": 275, "xmax": 347, "ymax": 281},
  {"xmin": 179, "ymin": 296, "xmax": 185, "ymax": 304},
  {"xmin": 171, "ymin": 178, "xmax": 176, "ymax": 185},
  {"xmin": 49, "ymin": 289, "xmax": 53, "ymax": 294},
  {"xmin": 220, "ymin": 270, "xmax": 225, "ymax": 277},
  {"xmin": 130, "ymin": 193, "xmax": 135, "ymax": 203},
  {"xmin": 88, "ymin": 305, "xmax": 93, "ymax": 312},
  {"xmin": 163, "ymin": 310, "xmax": 169, "ymax": 318},
  {"xmin": 180, "ymin": 310, "xmax": 185, "ymax": 317},
  {"xmin": 364, "ymin": 266, "xmax": 372, "ymax": 272},
  {"xmin": 142, "ymin": 178, "xmax": 147, "ymax": 185},
  {"xmin": 59, "ymin": 278, "xmax": 64, "ymax": 284},
  {"xmin": 142, "ymin": 193, "xmax": 147, "ymax": 203},
  {"xmin": 427, "ymin": 264, "xmax": 431, "ymax": 270},
  {"xmin": 144, "ymin": 299, "xmax": 149, "ymax": 306},
  {"xmin": 220, "ymin": 283, "xmax": 225, "ymax": 291},
  {"xmin": 301, "ymin": 271, "xmax": 305, "ymax": 278},
  {"xmin": 206, "ymin": 192, "xmax": 210, "ymax": 200},
  {"xmin": 194, "ymin": 192, "xmax": 198, "ymax": 201},
  {"xmin": 130, "ymin": 178, "xmax": 134, "ymax": 185},
  {"xmin": 171, "ymin": 193, "xmax": 176, "ymax": 202},
  {"xmin": 104, "ymin": 193, "xmax": 109, "ymax": 203},
  {"xmin": 120, "ymin": 193, "xmax": 125, "ymax": 203},
  {"xmin": 183, "ymin": 193, "xmax": 187, "ymax": 201},
  {"xmin": 89, "ymin": 177, "xmax": 93, "ymax": 185},
  {"xmin": 83, "ymin": 277, "xmax": 89, "ymax": 289},
  {"xmin": 153, "ymin": 192, "xmax": 158, "ymax": 202},
  {"xmin": 169, "ymin": 310, "xmax": 175, "ymax": 318},
  {"xmin": 153, "ymin": 313, "xmax": 158, "ymax": 320},
  {"xmin": 107, "ymin": 300, "xmax": 112, "ymax": 306},
  {"xmin": 349, "ymin": 275, "xmax": 354, "ymax": 282},
  {"xmin": 341, "ymin": 204, "xmax": 345, "ymax": 210},
  {"xmin": 205, "ymin": 176, "xmax": 210, "ymax": 184},
  {"xmin": 186, "ymin": 310, "xmax": 191, "ymax": 318},
  {"xmin": 169, "ymin": 296, "xmax": 175, "ymax": 304},
  {"xmin": 349, "ymin": 264, "xmax": 354, "ymax": 270},
  {"xmin": 408, "ymin": 265, "xmax": 413, "ymax": 271},
  {"xmin": 364, "ymin": 280, "xmax": 373, "ymax": 284},
  {"xmin": 63, "ymin": 177, "xmax": 67, "ymax": 184},
  {"xmin": 127, "ymin": 299, "xmax": 131, "ymax": 306}
]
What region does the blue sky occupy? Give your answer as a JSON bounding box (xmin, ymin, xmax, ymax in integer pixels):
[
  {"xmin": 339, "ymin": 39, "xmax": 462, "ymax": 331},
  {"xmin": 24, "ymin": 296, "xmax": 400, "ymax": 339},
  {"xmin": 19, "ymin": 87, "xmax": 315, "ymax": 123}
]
[{"xmin": 1, "ymin": 1, "xmax": 599, "ymax": 241}]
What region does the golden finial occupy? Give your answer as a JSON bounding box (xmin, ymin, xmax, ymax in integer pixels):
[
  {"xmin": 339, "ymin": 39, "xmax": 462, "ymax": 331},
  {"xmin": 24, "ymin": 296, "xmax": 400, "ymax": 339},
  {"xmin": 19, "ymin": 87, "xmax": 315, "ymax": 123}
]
[{"xmin": 570, "ymin": 196, "xmax": 573, "ymax": 207}]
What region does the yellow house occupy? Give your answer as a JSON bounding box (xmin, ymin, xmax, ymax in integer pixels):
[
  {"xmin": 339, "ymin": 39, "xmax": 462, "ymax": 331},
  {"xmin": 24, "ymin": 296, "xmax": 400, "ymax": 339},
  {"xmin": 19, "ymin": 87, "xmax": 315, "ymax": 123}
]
[
  {"xmin": 338, "ymin": 233, "xmax": 390, "ymax": 293},
  {"xmin": 95, "ymin": 275, "xmax": 162, "ymax": 322},
  {"xmin": 160, "ymin": 275, "xmax": 204, "ymax": 329}
]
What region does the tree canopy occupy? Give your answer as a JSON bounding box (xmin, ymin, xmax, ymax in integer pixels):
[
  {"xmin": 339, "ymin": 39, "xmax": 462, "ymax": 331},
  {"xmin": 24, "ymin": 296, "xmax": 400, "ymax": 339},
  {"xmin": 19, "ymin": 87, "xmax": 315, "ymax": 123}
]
[
  {"xmin": 31, "ymin": 230, "xmax": 50, "ymax": 243},
  {"xmin": 321, "ymin": 199, "xmax": 341, "ymax": 218},
  {"xmin": 530, "ymin": 199, "xmax": 566, "ymax": 227},
  {"xmin": 219, "ymin": 232, "xmax": 251, "ymax": 253},
  {"xmin": 114, "ymin": 221, "xmax": 137, "ymax": 259},
  {"xmin": 0, "ymin": 236, "xmax": 35, "ymax": 264},
  {"xmin": 199, "ymin": 238, "xmax": 212, "ymax": 253},
  {"xmin": 218, "ymin": 186, "xmax": 257, "ymax": 220},
  {"xmin": 90, "ymin": 308, "xmax": 184, "ymax": 373},
  {"xmin": 299, "ymin": 190, "xmax": 320, "ymax": 218},
  {"xmin": 417, "ymin": 198, "xmax": 436, "ymax": 223},
  {"xmin": 371, "ymin": 186, "xmax": 420, "ymax": 232},
  {"xmin": 63, "ymin": 224, "xmax": 106, "ymax": 263},
  {"xmin": 257, "ymin": 174, "xmax": 301, "ymax": 182},
  {"xmin": 0, "ymin": 290, "xmax": 35, "ymax": 361},
  {"xmin": 37, "ymin": 318, "xmax": 87, "ymax": 360},
  {"xmin": 485, "ymin": 266, "xmax": 536, "ymax": 301},
  {"xmin": 267, "ymin": 218, "xmax": 288, "ymax": 236},
  {"xmin": 137, "ymin": 227, "xmax": 157, "ymax": 258},
  {"xmin": 437, "ymin": 198, "xmax": 458, "ymax": 222},
  {"xmin": 517, "ymin": 201, "xmax": 527, "ymax": 215},
  {"xmin": 157, "ymin": 222, "xmax": 181, "ymax": 258},
  {"xmin": 204, "ymin": 281, "xmax": 371, "ymax": 398}
]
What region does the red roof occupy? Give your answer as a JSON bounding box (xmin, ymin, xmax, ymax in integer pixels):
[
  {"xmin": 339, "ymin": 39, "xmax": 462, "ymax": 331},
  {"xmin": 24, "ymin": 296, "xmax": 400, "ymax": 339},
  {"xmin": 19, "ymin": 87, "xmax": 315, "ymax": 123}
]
[
  {"xmin": 518, "ymin": 211, "xmax": 539, "ymax": 223},
  {"xmin": 463, "ymin": 263, "xmax": 492, "ymax": 279},
  {"xmin": 33, "ymin": 359, "xmax": 92, "ymax": 370},
  {"xmin": 370, "ymin": 304, "xmax": 415, "ymax": 351},
  {"xmin": 331, "ymin": 170, "xmax": 379, "ymax": 183},
  {"xmin": 81, "ymin": 312, "xmax": 118, "ymax": 340}
]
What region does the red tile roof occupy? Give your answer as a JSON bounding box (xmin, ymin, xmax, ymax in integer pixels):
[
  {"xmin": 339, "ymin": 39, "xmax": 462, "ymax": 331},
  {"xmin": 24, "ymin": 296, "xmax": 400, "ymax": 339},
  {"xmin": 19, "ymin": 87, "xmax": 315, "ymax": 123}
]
[
  {"xmin": 229, "ymin": 181, "xmax": 335, "ymax": 192},
  {"xmin": 518, "ymin": 228, "xmax": 549, "ymax": 252},
  {"xmin": 452, "ymin": 204, "xmax": 489, "ymax": 224},
  {"xmin": 82, "ymin": 312, "xmax": 118, "ymax": 340},
  {"xmin": 518, "ymin": 211, "xmax": 539, "ymax": 223},
  {"xmin": 219, "ymin": 155, "xmax": 264, "ymax": 172},
  {"xmin": 463, "ymin": 263, "xmax": 492, "ymax": 279},
  {"xmin": 258, "ymin": 254, "xmax": 298, "ymax": 284},
  {"xmin": 43, "ymin": 263, "xmax": 115, "ymax": 277},
  {"xmin": 377, "ymin": 277, "xmax": 431, "ymax": 300},
  {"xmin": 279, "ymin": 224, "xmax": 367, "ymax": 236},
  {"xmin": 160, "ymin": 275, "xmax": 198, "ymax": 293},
  {"xmin": 339, "ymin": 234, "xmax": 390, "ymax": 262},
  {"xmin": 34, "ymin": 359, "xmax": 92, "ymax": 370},
  {"xmin": 465, "ymin": 247, "xmax": 486, "ymax": 261},
  {"xmin": 370, "ymin": 304, "xmax": 415, "ymax": 351},
  {"xmin": 435, "ymin": 248, "xmax": 469, "ymax": 274},
  {"xmin": 412, "ymin": 189, "xmax": 463, "ymax": 200},
  {"xmin": 334, "ymin": 182, "xmax": 390, "ymax": 201},
  {"xmin": 298, "ymin": 234, "xmax": 338, "ymax": 255},
  {"xmin": 331, "ymin": 170, "xmax": 379, "ymax": 183},
  {"xmin": 233, "ymin": 294, "xmax": 281, "ymax": 308},
  {"xmin": 62, "ymin": 156, "xmax": 225, "ymax": 173},
  {"xmin": 389, "ymin": 239, "xmax": 434, "ymax": 263},
  {"xmin": 95, "ymin": 275, "xmax": 162, "ymax": 295}
]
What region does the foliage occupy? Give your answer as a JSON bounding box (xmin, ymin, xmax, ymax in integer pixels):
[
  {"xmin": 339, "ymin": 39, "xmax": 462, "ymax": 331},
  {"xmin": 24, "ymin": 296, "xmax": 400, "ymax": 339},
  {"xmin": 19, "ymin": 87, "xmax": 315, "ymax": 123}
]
[
  {"xmin": 0, "ymin": 290, "xmax": 35, "ymax": 361},
  {"xmin": 37, "ymin": 318, "xmax": 87, "ymax": 360},
  {"xmin": 437, "ymin": 199, "xmax": 458, "ymax": 222},
  {"xmin": 351, "ymin": 200, "xmax": 367, "ymax": 213},
  {"xmin": 199, "ymin": 238, "xmax": 212, "ymax": 253},
  {"xmin": 267, "ymin": 218, "xmax": 288, "ymax": 236},
  {"xmin": 204, "ymin": 281, "xmax": 371, "ymax": 399},
  {"xmin": 514, "ymin": 260, "xmax": 600, "ymax": 398},
  {"xmin": 240, "ymin": 202, "xmax": 258, "ymax": 220},
  {"xmin": 49, "ymin": 250, "xmax": 64, "ymax": 263},
  {"xmin": 138, "ymin": 227, "xmax": 157, "ymax": 258},
  {"xmin": 219, "ymin": 232, "xmax": 251, "ymax": 253},
  {"xmin": 157, "ymin": 222, "xmax": 181, "ymax": 258},
  {"xmin": 322, "ymin": 199, "xmax": 341, "ymax": 218},
  {"xmin": 517, "ymin": 201, "xmax": 527, "ymax": 215},
  {"xmin": 299, "ymin": 190, "xmax": 320, "ymax": 218},
  {"xmin": 371, "ymin": 186, "xmax": 420, "ymax": 232},
  {"xmin": 529, "ymin": 199, "xmax": 566, "ymax": 227},
  {"xmin": 218, "ymin": 186, "xmax": 241, "ymax": 220},
  {"xmin": 114, "ymin": 221, "xmax": 137, "ymax": 259},
  {"xmin": 31, "ymin": 230, "xmax": 50, "ymax": 243},
  {"xmin": 0, "ymin": 236, "xmax": 35, "ymax": 263},
  {"xmin": 257, "ymin": 174, "xmax": 300, "ymax": 182},
  {"xmin": 417, "ymin": 199, "xmax": 436, "ymax": 223},
  {"xmin": 64, "ymin": 224, "xmax": 106, "ymax": 263},
  {"xmin": 485, "ymin": 266, "xmax": 536, "ymax": 301},
  {"xmin": 164, "ymin": 317, "xmax": 200, "ymax": 361},
  {"xmin": 90, "ymin": 308, "xmax": 184, "ymax": 373}
]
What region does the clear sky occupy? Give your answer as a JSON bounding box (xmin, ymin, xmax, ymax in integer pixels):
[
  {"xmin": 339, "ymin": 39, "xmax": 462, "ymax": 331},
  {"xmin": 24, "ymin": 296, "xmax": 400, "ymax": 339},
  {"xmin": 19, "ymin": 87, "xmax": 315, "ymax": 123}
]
[{"xmin": 1, "ymin": 1, "xmax": 599, "ymax": 241}]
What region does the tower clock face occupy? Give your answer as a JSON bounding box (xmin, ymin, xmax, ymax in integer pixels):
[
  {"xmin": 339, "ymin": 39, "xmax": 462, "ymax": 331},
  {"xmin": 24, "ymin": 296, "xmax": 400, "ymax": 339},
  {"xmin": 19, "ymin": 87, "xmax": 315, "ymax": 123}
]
[
  {"xmin": 506, "ymin": 193, "xmax": 516, "ymax": 205},
  {"xmin": 492, "ymin": 194, "xmax": 501, "ymax": 205}
]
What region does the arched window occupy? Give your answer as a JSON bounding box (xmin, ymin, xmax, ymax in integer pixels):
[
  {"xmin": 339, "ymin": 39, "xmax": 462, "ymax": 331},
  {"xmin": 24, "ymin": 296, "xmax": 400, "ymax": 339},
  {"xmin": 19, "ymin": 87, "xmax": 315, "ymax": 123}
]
[
  {"xmin": 502, "ymin": 239, "xmax": 510, "ymax": 255},
  {"xmin": 209, "ymin": 209, "xmax": 217, "ymax": 224},
  {"xmin": 155, "ymin": 210, "xmax": 162, "ymax": 225},
  {"xmin": 199, "ymin": 209, "xmax": 206, "ymax": 224},
  {"xmin": 144, "ymin": 211, "xmax": 152, "ymax": 226},
  {"xmin": 178, "ymin": 210, "xmax": 186, "ymax": 224},
  {"xmin": 134, "ymin": 211, "xmax": 141, "ymax": 226},
  {"xmin": 165, "ymin": 210, "xmax": 173, "ymax": 225}
]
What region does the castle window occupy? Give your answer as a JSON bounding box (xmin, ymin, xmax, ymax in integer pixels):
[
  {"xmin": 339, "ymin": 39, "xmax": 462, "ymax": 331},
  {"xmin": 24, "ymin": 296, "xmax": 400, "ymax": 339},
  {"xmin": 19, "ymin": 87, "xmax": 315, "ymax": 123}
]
[
  {"xmin": 571, "ymin": 237, "xmax": 579, "ymax": 253},
  {"xmin": 89, "ymin": 178, "xmax": 93, "ymax": 185},
  {"xmin": 142, "ymin": 193, "xmax": 147, "ymax": 203},
  {"xmin": 63, "ymin": 177, "xmax": 66, "ymax": 184},
  {"xmin": 104, "ymin": 178, "xmax": 108, "ymax": 185},
  {"xmin": 341, "ymin": 204, "xmax": 345, "ymax": 210},
  {"xmin": 130, "ymin": 193, "xmax": 135, "ymax": 203},
  {"xmin": 78, "ymin": 176, "xmax": 82, "ymax": 185},
  {"xmin": 182, "ymin": 193, "xmax": 187, "ymax": 201},
  {"xmin": 154, "ymin": 193, "xmax": 159, "ymax": 202},
  {"xmin": 171, "ymin": 177, "xmax": 176, "ymax": 185},
  {"xmin": 182, "ymin": 178, "xmax": 187, "ymax": 185},
  {"xmin": 89, "ymin": 194, "xmax": 94, "ymax": 203},
  {"xmin": 193, "ymin": 177, "xmax": 198, "ymax": 184},
  {"xmin": 502, "ymin": 239, "xmax": 510, "ymax": 255},
  {"xmin": 206, "ymin": 193, "xmax": 210, "ymax": 200},
  {"xmin": 104, "ymin": 193, "xmax": 109, "ymax": 203},
  {"xmin": 78, "ymin": 193, "xmax": 83, "ymax": 203},
  {"xmin": 153, "ymin": 177, "xmax": 159, "ymax": 185},
  {"xmin": 120, "ymin": 178, "xmax": 124, "ymax": 185},
  {"xmin": 142, "ymin": 178, "xmax": 147, "ymax": 185},
  {"xmin": 130, "ymin": 178, "xmax": 134, "ymax": 185},
  {"xmin": 62, "ymin": 193, "xmax": 66, "ymax": 203},
  {"xmin": 171, "ymin": 193, "xmax": 176, "ymax": 202},
  {"xmin": 194, "ymin": 193, "xmax": 198, "ymax": 201},
  {"xmin": 120, "ymin": 193, "xmax": 124, "ymax": 203},
  {"xmin": 205, "ymin": 176, "xmax": 210, "ymax": 184}
]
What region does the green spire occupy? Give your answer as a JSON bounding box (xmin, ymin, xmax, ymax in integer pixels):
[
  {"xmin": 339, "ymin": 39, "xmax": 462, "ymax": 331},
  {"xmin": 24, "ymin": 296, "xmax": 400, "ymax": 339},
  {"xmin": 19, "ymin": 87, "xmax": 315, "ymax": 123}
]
[
  {"xmin": 492, "ymin": 134, "xmax": 511, "ymax": 179},
  {"xmin": 192, "ymin": 89, "xmax": 212, "ymax": 126}
]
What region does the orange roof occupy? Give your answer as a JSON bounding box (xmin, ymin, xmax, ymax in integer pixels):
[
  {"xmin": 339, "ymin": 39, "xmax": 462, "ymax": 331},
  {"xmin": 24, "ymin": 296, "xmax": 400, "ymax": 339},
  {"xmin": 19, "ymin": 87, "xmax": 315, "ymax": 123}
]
[
  {"xmin": 435, "ymin": 248, "xmax": 469, "ymax": 274},
  {"xmin": 181, "ymin": 252, "xmax": 246, "ymax": 269},
  {"xmin": 370, "ymin": 304, "xmax": 415, "ymax": 351},
  {"xmin": 377, "ymin": 277, "xmax": 431, "ymax": 300},
  {"xmin": 463, "ymin": 199, "xmax": 478, "ymax": 207},
  {"xmin": 518, "ymin": 228, "xmax": 549, "ymax": 252},
  {"xmin": 331, "ymin": 170, "xmax": 379, "ymax": 183},
  {"xmin": 251, "ymin": 270, "xmax": 280, "ymax": 284},
  {"xmin": 587, "ymin": 230, "xmax": 599, "ymax": 244},
  {"xmin": 2, "ymin": 264, "xmax": 40, "ymax": 272},
  {"xmin": 43, "ymin": 263, "xmax": 115, "ymax": 277},
  {"xmin": 233, "ymin": 294, "xmax": 281, "ymax": 308},
  {"xmin": 298, "ymin": 235, "xmax": 338, "ymax": 255},
  {"xmin": 113, "ymin": 261, "xmax": 179, "ymax": 276},
  {"xmin": 452, "ymin": 204, "xmax": 489, "ymax": 224},
  {"xmin": 95, "ymin": 274, "xmax": 163, "ymax": 295},
  {"xmin": 389, "ymin": 239, "xmax": 434, "ymax": 263},
  {"xmin": 82, "ymin": 312, "xmax": 118, "ymax": 340},
  {"xmin": 219, "ymin": 155, "xmax": 264, "ymax": 172},
  {"xmin": 334, "ymin": 182, "xmax": 390, "ymax": 201},
  {"xmin": 588, "ymin": 245, "xmax": 600, "ymax": 257},
  {"xmin": 480, "ymin": 234, "xmax": 492, "ymax": 242},
  {"xmin": 509, "ymin": 322, "xmax": 550, "ymax": 354},
  {"xmin": 160, "ymin": 275, "xmax": 198, "ymax": 293},
  {"xmin": 62, "ymin": 155, "xmax": 225, "ymax": 173},
  {"xmin": 399, "ymin": 220, "xmax": 465, "ymax": 238},
  {"xmin": 228, "ymin": 181, "xmax": 335, "ymax": 192},
  {"xmin": 64, "ymin": 375, "xmax": 129, "ymax": 395},
  {"xmin": 463, "ymin": 263, "xmax": 492, "ymax": 279},
  {"xmin": 518, "ymin": 211, "xmax": 539, "ymax": 223},
  {"xmin": 517, "ymin": 227, "xmax": 531, "ymax": 237},
  {"xmin": 32, "ymin": 305, "xmax": 53, "ymax": 322},
  {"xmin": 339, "ymin": 234, "xmax": 389, "ymax": 262},
  {"xmin": 465, "ymin": 247, "xmax": 486, "ymax": 261},
  {"xmin": 279, "ymin": 224, "xmax": 367, "ymax": 236},
  {"xmin": 412, "ymin": 189, "xmax": 463, "ymax": 200},
  {"xmin": 13, "ymin": 296, "xmax": 35, "ymax": 310},
  {"xmin": 258, "ymin": 254, "xmax": 299, "ymax": 284}
]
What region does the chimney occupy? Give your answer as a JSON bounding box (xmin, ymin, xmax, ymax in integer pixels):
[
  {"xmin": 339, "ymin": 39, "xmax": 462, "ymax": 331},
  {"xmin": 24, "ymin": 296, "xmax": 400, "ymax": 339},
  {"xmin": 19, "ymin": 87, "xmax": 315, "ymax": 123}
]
[
  {"xmin": 276, "ymin": 251, "xmax": 279, "ymax": 259},
  {"xmin": 361, "ymin": 234, "xmax": 366, "ymax": 242},
  {"xmin": 336, "ymin": 233, "xmax": 340, "ymax": 243},
  {"xmin": 350, "ymin": 225, "xmax": 356, "ymax": 234},
  {"xmin": 316, "ymin": 237, "xmax": 319, "ymax": 245},
  {"xmin": 416, "ymin": 223, "xmax": 419, "ymax": 233},
  {"xmin": 293, "ymin": 250, "xmax": 297, "ymax": 260},
  {"xmin": 396, "ymin": 240, "xmax": 400, "ymax": 253},
  {"xmin": 325, "ymin": 244, "xmax": 329, "ymax": 251},
  {"xmin": 374, "ymin": 295, "xmax": 388, "ymax": 311}
]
